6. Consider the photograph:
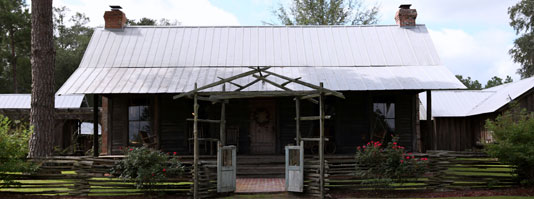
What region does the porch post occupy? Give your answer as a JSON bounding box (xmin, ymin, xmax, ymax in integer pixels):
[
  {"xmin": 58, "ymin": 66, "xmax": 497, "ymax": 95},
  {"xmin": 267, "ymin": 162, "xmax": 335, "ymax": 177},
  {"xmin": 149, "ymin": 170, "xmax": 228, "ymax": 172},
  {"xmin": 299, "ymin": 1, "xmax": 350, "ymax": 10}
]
[
  {"xmin": 319, "ymin": 82, "xmax": 325, "ymax": 199},
  {"xmin": 426, "ymin": 90, "xmax": 435, "ymax": 150},
  {"xmin": 220, "ymin": 84, "xmax": 226, "ymax": 146},
  {"xmin": 93, "ymin": 94, "xmax": 99, "ymax": 157},
  {"xmin": 295, "ymin": 98, "xmax": 301, "ymax": 144},
  {"xmin": 193, "ymin": 83, "xmax": 199, "ymax": 199}
]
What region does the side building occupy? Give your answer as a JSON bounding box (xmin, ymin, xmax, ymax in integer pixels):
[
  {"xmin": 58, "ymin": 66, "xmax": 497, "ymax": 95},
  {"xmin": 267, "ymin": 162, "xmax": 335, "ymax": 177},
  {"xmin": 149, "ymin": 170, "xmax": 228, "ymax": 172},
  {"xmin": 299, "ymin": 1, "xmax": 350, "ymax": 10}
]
[{"xmin": 420, "ymin": 76, "xmax": 534, "ymax": 151}]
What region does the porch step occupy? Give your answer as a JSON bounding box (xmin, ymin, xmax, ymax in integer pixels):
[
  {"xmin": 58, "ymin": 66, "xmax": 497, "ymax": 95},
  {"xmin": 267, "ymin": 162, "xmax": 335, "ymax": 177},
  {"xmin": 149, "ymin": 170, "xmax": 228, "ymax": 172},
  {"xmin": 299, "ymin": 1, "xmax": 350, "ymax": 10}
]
[{"xmin": 237, "ymin": 155, "xmax": 285, "ymax": 178}]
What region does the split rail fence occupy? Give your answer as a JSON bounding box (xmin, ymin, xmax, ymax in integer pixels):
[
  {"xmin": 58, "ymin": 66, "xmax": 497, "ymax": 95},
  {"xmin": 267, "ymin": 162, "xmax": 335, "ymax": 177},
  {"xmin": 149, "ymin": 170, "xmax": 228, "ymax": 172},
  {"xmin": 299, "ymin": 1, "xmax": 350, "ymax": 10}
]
[
  {"xmin": 322, "ymin": 151, "xmax": 518, "ymax": 192},
  {"xmin": 0, "ymin": 151, "xmax": 519, "ymax": 198},
  {"xmin": 0, "ymin": 156, "xmax": 204, "ymax": 196}
]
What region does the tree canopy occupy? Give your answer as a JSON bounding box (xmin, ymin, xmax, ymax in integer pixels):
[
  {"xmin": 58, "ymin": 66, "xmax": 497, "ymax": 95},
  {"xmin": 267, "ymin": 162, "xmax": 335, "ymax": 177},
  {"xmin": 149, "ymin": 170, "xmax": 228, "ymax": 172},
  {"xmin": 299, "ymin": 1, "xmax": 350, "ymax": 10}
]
[
  {"xmin": 508, "ymin": 0, "xmax": 534, "ymax": 78},
  {"xmin": 54, "ymin": 7, "xmax": 94, "ymax": 90},
  {"xmin": 272, "ymin": 0, "xmax": 379, "ymax": 25},
  {"xmin": 0, "ymin": 0, "xmax": 31, "ymax": 93},
  {"xmin": 456, "ymin": 75, "xmax": 514, "ymax": 90},
  {"xmin": 455, "ymin": 75, "xmax": 482, "ymax": 90},
  {"xmin": 127, "ymin": 17, "xmax": 180, "ymax": 26}
]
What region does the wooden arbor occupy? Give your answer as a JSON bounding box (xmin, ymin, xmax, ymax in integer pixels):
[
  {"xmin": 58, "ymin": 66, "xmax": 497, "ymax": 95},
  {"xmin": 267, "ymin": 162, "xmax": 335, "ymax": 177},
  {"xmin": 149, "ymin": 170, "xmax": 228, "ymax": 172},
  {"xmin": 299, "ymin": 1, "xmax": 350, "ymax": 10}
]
[{"xmin": 174, "ymin": 67, "xmax": 344, "ymax": 199}]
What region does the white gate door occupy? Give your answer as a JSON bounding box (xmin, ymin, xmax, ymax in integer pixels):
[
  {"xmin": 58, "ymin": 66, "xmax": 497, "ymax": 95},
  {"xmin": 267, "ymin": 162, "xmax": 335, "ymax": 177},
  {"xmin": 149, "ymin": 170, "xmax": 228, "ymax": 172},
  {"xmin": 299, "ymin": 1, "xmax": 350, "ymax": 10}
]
[
  {"xmin": 285, "ymin": 141, "xmax": 304, "ymax": 192},
  {"xmin": 217, "ymin": 145, "xmax": 236, "ymax": 193}
]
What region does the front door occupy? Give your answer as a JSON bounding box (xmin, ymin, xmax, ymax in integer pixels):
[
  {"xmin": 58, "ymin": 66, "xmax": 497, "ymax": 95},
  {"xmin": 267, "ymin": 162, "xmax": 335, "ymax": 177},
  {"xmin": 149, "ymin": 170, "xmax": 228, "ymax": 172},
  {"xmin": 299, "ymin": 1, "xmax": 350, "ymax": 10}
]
[{"xmin": 249, "ymin": 100, "xmax": 276, "ymax": 154}]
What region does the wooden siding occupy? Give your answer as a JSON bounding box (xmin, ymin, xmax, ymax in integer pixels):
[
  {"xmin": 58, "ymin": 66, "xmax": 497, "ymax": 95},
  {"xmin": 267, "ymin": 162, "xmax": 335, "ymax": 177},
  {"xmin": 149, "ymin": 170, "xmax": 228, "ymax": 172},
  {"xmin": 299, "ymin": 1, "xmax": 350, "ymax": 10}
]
[
  {"xmin": 110, "ymin": 95, "xmax": 128, "ymax": 154},
  {"xmin": 395, "ymin": 93, "xmax": 417, "ymax": 151},
  {"xmin": 334, "ymin": 92, "xmax": 369, "ymax": 153},
  {"xmin": 158, "ymin": 95, "xmax": 190, "ymax": 153}
]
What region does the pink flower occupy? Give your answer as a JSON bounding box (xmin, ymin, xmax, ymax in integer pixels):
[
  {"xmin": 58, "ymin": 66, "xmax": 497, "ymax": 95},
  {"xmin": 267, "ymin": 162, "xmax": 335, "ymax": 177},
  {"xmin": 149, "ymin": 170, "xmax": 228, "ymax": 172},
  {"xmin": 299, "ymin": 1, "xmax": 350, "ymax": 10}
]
[
  {"xmin": 400, "ymin": 160, "xmax": 404, "ymax": 163},
  {"xmin": 363, "ymin": 146, "xmax": 366, "ymax": 149},
  {"xmin": 162, "ymin": 168, "xmax": 166, "ymax": 172},
  {"xmin": 129, "ymin": 148, "xmax": 133, "ymax": 151},
  {"xmin": 393, "ymin": 142, "xmax": 397, "ymax": 145},
  {"xmin": 405, "ymin": 156, "xmax": 410, "ymax": 159},
  {"xmin": 173, "ymin": 152, "xmax": 177, "ymax": 156}
]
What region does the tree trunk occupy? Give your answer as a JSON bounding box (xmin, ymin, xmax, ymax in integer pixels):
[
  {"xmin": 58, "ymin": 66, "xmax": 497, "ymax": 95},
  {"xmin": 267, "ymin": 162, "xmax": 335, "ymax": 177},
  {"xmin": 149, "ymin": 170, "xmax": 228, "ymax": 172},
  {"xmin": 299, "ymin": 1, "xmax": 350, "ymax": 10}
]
[
  {"xmin": 10, "ymin": 29, "xmax": 18, "ymax": 93},
  {"xmin": 28, "ymin": 0, "xmax": 55, "ymax": 158}
]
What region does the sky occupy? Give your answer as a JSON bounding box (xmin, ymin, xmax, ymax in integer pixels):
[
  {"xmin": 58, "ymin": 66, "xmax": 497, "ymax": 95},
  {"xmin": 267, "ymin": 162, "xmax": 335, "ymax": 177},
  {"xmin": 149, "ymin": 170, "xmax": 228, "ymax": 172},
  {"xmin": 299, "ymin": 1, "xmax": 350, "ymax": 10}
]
[{"xmin": 52, "ymin": 0, "xmax": 522, "ymax": 84}]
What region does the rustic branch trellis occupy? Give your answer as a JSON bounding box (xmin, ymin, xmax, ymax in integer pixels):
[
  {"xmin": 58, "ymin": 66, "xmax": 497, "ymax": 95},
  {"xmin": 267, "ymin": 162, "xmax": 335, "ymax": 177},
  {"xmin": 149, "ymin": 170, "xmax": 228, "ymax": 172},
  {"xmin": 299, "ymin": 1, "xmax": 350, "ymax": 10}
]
[{"xmin": 173, "ymin": 67, "xmax": 344, "ymax": 198}]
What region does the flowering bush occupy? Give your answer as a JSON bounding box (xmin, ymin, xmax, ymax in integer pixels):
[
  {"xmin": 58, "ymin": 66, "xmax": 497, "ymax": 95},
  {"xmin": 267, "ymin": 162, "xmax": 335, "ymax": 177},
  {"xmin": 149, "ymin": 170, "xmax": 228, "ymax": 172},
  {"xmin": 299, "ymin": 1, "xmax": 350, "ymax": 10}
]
[
  {"xmin": 485, "ymin": 106, "xmax": 534, "ymax": 185},
  {"xmin": 0, "ymin": 115, "xmax": 36, "ymax": 186},
  {"xmin": 355, "ymin": 137, "xmax": 429, "ymax": 187},
  {"xmin": 111, "ymin": 147, "xmax": 184, "ymax": 190}
]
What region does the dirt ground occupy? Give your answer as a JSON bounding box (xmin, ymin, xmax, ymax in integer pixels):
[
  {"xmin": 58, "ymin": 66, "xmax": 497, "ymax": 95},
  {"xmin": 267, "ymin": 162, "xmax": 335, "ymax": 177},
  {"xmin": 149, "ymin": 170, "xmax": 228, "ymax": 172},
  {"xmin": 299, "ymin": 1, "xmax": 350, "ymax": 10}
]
[{"xmin": 1, "ymin": 187, "xmax": 533, "ymax": 198}]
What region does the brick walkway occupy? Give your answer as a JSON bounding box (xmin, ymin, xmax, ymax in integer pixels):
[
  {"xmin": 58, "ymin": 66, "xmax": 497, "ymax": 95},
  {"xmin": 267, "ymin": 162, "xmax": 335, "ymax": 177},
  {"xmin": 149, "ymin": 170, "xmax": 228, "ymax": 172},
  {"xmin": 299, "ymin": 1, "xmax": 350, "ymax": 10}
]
[{"xmin": 235, "ymin": 178, "xmax": 285, "ymax": 193}]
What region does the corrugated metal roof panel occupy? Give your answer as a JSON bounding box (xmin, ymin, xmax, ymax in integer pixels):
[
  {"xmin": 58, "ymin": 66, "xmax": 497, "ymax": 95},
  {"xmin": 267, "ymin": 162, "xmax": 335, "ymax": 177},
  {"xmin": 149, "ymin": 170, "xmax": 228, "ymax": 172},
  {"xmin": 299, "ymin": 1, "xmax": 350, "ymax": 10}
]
[
  {"xmin": 0, "ymin": 94, "xmax": 85, "ymax": 109},
  {"xmin": 78, "ymin": 25, "xmax": 441, "ymax": 68},
  {"xmin": 469, "ymin": 76, "xmax": 534, "ymax": 115},
  {"xmin": 419, "ymin": 91, "xmax": 494, "ymax": 118},
  {"xmin": 420, "ymin": 76, "xmax": 534, "ymax": 118},
  {"xmin": 57, "ymin": 66, "xmax": 465, "ymax": 95}
]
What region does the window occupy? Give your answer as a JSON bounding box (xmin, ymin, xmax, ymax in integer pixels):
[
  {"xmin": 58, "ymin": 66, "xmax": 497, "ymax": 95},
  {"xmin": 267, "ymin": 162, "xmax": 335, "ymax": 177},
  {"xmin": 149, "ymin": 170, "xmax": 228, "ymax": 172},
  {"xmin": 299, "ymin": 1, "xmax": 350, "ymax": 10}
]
[
  {"xmin": 372, "ymin": 103, "xmax": 395, "ymax": 139},
  {"xmin": 128, "ymin": 103, "xmax": 151, "ymax": 146}
]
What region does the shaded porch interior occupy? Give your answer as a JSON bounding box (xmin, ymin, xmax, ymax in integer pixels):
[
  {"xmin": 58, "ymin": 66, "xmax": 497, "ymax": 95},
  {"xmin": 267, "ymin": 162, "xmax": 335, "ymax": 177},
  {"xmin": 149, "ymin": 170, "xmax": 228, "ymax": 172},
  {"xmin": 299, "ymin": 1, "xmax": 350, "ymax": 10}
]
[{"xmin": 101, "ymin": 91, "xmax": 420, "ymax": 156}]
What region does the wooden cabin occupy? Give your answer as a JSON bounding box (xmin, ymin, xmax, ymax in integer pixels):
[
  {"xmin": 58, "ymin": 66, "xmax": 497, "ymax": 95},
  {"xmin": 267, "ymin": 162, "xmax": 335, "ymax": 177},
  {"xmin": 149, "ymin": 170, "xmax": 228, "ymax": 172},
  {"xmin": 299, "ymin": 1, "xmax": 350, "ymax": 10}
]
[
  {"xmin": 0, "ymin": 94, "xmax": 96, "ymax": 154},
  {"xmin": 56, "ymin": 6, "xmax": 465, "ymax": 157},
  {"xmin": 419, "ymin": 76, "xmax": 534, "ymax": 151}
]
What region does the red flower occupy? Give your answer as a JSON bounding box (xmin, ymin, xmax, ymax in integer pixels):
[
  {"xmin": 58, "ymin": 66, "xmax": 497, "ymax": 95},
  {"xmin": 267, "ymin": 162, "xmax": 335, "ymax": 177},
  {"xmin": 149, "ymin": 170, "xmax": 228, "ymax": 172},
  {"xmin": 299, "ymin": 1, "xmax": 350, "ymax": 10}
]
[
  {"xmin": 367, "ymin": 142, "xmax": 370, "ymax": 145},
  {"xmin": 405, "ymin": 156, "xmax": 410, "ymax": 159},
  {"xmin": 393, "ymin": 142, "xmax": 397, "ymax": 145},
  {"xmin": 173, "ymin": 152, "xmax": 177, "ymax": 155},
  {"xmin": 129, "ymin": 148, "xmax": 133, "ymax": 151},
  {"xmin": 162, "ymin": 168, "xmax": 166, "ymax": 172},
  {"xmin": 357, "ymin": 146, "xmax": 361, "ymax": 150}
]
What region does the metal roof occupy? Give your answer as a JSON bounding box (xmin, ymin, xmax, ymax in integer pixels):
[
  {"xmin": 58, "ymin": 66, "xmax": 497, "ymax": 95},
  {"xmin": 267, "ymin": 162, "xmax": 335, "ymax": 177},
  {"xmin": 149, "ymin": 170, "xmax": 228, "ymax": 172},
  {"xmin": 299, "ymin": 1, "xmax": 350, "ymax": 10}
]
[
  {"xmin": 79, "ymin": 25, "xmax": 440, "ymax": 68},
  {"xmin": 0, "ymin": 94, "xmax": 85, "ymax": 109},
  {"xmin": 57, "ymin": 66, "xmax": 464, "ymax": 94},
  {"xmin": 420, "ymin": 76, "xmax": 534, "ymax": 118},
  {"xmin": 57, "ymin": 25, "xmax": 466, "ymax": 94}
]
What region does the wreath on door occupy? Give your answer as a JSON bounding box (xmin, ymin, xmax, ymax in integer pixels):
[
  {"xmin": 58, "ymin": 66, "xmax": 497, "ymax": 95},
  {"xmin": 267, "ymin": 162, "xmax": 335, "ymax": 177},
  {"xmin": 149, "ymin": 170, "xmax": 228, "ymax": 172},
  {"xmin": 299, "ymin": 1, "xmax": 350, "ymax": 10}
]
[{"xmin": 253, "ymin": 108, "xmax": 270, "ymax": 127}]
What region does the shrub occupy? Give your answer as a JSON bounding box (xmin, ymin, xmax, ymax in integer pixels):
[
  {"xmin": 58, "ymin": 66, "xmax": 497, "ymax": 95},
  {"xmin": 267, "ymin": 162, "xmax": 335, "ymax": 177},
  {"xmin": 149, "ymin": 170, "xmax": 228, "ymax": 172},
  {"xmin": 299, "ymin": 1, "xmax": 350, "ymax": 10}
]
[
  {"xmin": 111, "ymin": 147, "xmax": 184, "ymax": 191},
  {"xmin": 355, "ymin": 137, "xmax": 429, "ymax": 188},
  {"xmin": 485, "ymin": 106, "xmax": 534, "ymax": 184},
  {"xmin": 0, "ymin": 115, "xmax": 35, "ymax": 186}
]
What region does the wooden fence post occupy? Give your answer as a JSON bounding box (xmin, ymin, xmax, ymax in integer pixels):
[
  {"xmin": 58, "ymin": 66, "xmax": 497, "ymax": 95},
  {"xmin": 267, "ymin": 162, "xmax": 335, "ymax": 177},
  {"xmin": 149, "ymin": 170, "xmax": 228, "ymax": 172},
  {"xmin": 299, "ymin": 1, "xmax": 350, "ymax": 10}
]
[
  {"xmin": 193, "ymin": 83, "xmax": 199, "ymax": 199},
  {"xmin": 319, "ymin": 82, "xmax": 325, "ymax": 199}
]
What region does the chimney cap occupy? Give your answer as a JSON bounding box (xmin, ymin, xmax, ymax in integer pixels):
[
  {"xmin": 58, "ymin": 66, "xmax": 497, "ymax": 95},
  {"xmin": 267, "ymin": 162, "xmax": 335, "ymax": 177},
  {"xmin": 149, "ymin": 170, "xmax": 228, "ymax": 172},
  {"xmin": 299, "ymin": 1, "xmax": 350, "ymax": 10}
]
[
  {"xmin": 109, "ymin": 5, "xmax": 122, "ymax": 10},
  {"xmin": 399, "ymin": 4, "xmax": 412, "ymax": 9}
]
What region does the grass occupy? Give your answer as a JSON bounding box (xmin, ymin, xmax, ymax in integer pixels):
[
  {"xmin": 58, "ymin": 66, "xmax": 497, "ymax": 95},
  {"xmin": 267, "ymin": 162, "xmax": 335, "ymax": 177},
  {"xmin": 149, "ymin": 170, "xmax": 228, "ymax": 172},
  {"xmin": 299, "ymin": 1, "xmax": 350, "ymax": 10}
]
[
  {"xmin": 411, "ymin": 197, "xmax": 532, "ymax": 199},
  {"xmin": 0, "ymin": 171, "xmax": 192, "ymax": 196}
]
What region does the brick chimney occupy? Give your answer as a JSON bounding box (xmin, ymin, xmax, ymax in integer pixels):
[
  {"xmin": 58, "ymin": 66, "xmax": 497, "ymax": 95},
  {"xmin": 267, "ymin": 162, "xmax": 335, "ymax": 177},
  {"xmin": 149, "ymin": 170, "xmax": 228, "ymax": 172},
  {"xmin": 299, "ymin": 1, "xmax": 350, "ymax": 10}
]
[
  {"xmin": 395, "ymin": 4, "xmax": 417, "ymax": 27},
  {"xmin": 104, "ymin": 5, "xmax": 127, "ymax": 29}
]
